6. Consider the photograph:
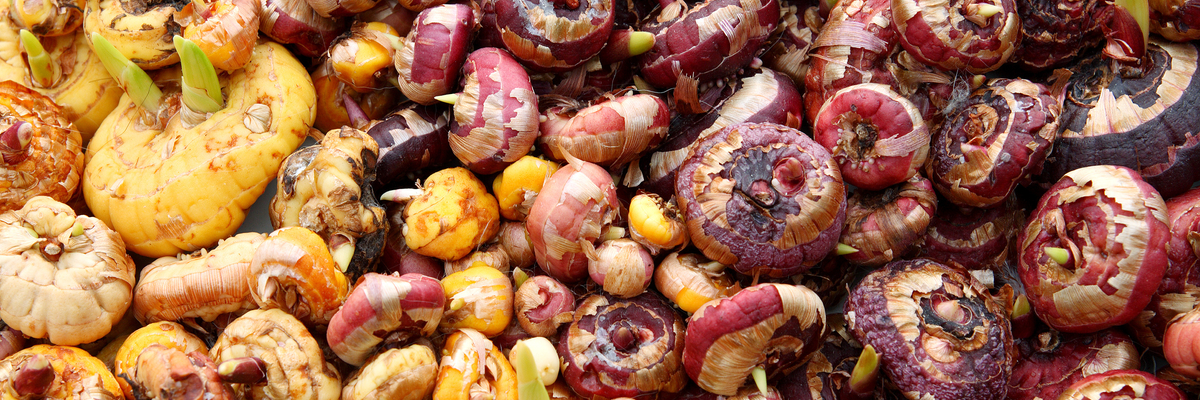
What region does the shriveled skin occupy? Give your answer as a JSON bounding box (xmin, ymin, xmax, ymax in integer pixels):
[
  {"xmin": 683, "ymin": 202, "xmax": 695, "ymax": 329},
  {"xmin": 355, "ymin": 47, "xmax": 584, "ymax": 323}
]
[
  {"xmin": 0, "ymin": 345, "xmax": 122, "ymax": 399},
  {"xmin": 493, "ymin": 0, "xmax": 613, "ymax": 72},
  {"xmin": 1019, "ymin": 165, "xmax": 1170, "ymax": 333},
  {"xmin": 1007, "ymin": 329, "xmax": 1140, "ymax": 400},
  {"xmin": 892, "ymin": 0, "xmax": 1019, "ymax": 73},
  {"xmin": 271, "ymin": 127, "xmax": 388, "ymax": 279},
  {"xmin": 846, "ymin": 259, "xmax": 1016, "ymax": 400},
  {"xmin": 560, "ymin": 291, "xmax": 688, "ymax": 398},
  {"xmin": 684, "ymin": 283, "xmax": 826, "ymax": 396},
  {"xmin": 0, "ymin": 0, "xmax": 124, "ymax": 139},
  {"xmin": 839, "ymin": 175, "xmax": 937, "ymax": 267},
  {"xmin": 83, "ymin": 41, "xmax": 316, "ymax": 258},
  {"xmin": 395, "ymin": 4, "xmax": 478, "ymax": 104},
  {"xmin": 1009, "ymin": 0, "xmax": 1104, "ymax": 71},
  {"xmin": 177, "ymin": 0, "xmax": 261, "ymax": 71},
  {"xmin": 126, "ymin": 344, "xmax": 234, "ymax": 400},
  {"xmin": 526, "ymin": 160, "xmax": 619, "ymax": 283},
  {"xmin": 1130, "ymin": 187, "xmax": 1200, "ymax": 351},
  {"xmin": 83, "ymin": 0, "xmax": 185, "ymax": 69},
  {"xmin": 813, "ymin": 83, "xmax": 929, "ymax": 191},
  {"xmin": 1041, "ymin": 40, "xmax": 1200, "ymax": 199},
  {"xmin": 257, "ymin": 0, "xmax": 343, "ymax": 57},
  {"xmin": 539, "ymin": 93, "xmax": 671, "ymax": 168},
  {"xmin": 113, "ymin": 321, "xmax": 209, "ymax": 399},
  {"xmin": 433, "ymin": 329, "xmax": 517, "ymax": 400},
  {"xmin": 928, "ymin": 78, "xmax": 1060, "ymax": 208},
  {"xmin": 209, "ymin": 309, "xmax": 342, "ymax": 400},
  {"xmin": 0, "ymin": 82, "xmax": 83, "ymax": 213},
  {"xmin": 638, "ymin": 0, "xmax": 780, "ymax": 88},
  {"xmin": 803, "ymin": 0, "xmax": 898, "ymax": 124},
  {"xmin": 367, "ymin": 103, "xmax": 452, "ymax": 187},
  {"xmin": 632, "ymin": 68, "xmax": 804, "ymax": 197},
  {"xmin": 916, "ymin": 198, "xmax": 1024, "ymax": 272},
  {"xmin": 1152, "ymin": 0, "xmax": 1200, "ymax": 41},
  {"xmin": 326, "ymin": 273, "xmax": 444, "ymax": 366},
  {"xmin": 248, "ymin": 227, "xmax": 350, "ymax": 326},
  {"xmin": 513, "ymin": 275, "xmax": 574, "ymax": 337},
  {"xmin": 133, "ymin": 232, "xmax": 264, "ymax": 324},
  {"xmin": 448, "ymin": 47, "xmax": 539, "ymax": 175},
  {"xmin": 762, "ymin": 4, "xmax": 821, "ymax": 87},
  {"xmin": 675, "ymin": 122, "xmax": 846, "ymax": 278},
  {"xmin": 0, "ymin": 196, "xmax": 135, "ymax": 346},
  {"xmin": 1057, "ymin": 370, "xmax": 1188, "ymax": 400},
  {"xmin": 341, "ymin": 343, "xmax": 438, "ymax": 400}
]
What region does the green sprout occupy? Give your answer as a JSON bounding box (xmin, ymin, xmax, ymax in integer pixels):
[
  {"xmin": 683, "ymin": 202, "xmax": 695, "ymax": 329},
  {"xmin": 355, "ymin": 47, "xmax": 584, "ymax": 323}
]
[
  {"xmin": 19, "ymin": 30, "xmax": 55, "ymax": 88},
  {"xmin": 174, "ymin": 35, "xmax": 224, "ymax": 113},
  {"xmin": 91, "ymin": 33, "xmax": 163, "ymax": 112},
  {"xmin": 512, "ymin": 340, "xmax": 550, "ymax": 400}
]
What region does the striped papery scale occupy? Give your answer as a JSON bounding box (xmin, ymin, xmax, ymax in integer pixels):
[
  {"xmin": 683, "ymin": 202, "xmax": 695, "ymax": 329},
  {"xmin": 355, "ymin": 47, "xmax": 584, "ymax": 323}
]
[
  {"xmin": 1008, "ymin": 0, "xmax": 1104, "ymax": 71},
  {"xmin": 1129, "ymin": 186, "xmax": 1200, "ymax": 351},
  {"xmin": 802, "ymin": 0, "xmax": 898, "ymax": 123},
  {"xmin": 638, "ymin": 0, "xmax": 781, "ymax": 89},
  {"xmin": 1057, "ymin": 370, "xmax": 1189, "ymax": 400},
  {"xmin": 892, "ymin": 0, "xmax": 1020, "ymax": 73},
  {"xmin": 1151, "ymin": 0, "xmax": 1200, "ymax": 41},
  {"xmin": 1018, "ymin": 165, "xmax": 1170, "ymax": 333},
  {"xmin": 210, "ymin": 309, "xmax": 342, "ymax": 400},
  {"xmin": 675, "ymin": 122, "xmax": 846, "ymax": 278},
  {"xmin": 813, "ymin": 83, "xmax": 930, "ymax": 191},
  {"xmin": 492, "ymin": 0, "xmax": 615, "ymax": 72},
  {"xmin": 915, "ymin": 196, "xmax": 1025, "ymax": 272},
  {"xmin": 0, "ymin": 81, "xmax": 82, "ymax": 212},
  {"xmin": 447, "ymin": 47, "xmax": 539, "ymax": 175},
  {"xmin": 846, "ymin": 258, "xmax": 1016, "ymax": 400},
  {"xmin": 838, "ymin": 174, "xmax": 937, "ymax": 268},
  {"xmin": 325, "ymin": 272, "xmax": 445, "ymax": 366},
  {"xmin": 1006, "ymin": 329, "xmax": 1140, "ymax": 400},
  {"xmin": 394, "ymin": 4, "xmax": 479, "ymax": 105}
]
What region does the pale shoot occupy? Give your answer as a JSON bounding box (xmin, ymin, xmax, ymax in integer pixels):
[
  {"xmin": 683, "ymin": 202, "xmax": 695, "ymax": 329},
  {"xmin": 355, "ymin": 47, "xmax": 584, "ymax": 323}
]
[
  {"xmin": 91, "ymin": 33, "xmax": 163, "ymax": 112},
  {"xmin": 174, "ymin": 35, "xmax": 225, "ymax": 113}
]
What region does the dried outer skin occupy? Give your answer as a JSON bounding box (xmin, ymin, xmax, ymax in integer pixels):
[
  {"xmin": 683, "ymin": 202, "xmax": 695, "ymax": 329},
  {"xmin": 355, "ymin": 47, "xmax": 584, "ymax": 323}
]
[
  {"xmin": 916, "ymin": 197, "xmax": 1024, "ymax": 272},
  {"xmin": 341, "ymin": 343, "xmax": 438, "ymax": 400},
  {"xmin": 367, "ymin": 102, "xmax": 453, "ymax": 187},
  {"xmin": 0, "ymin": 196, "xmax": 135, "ymax": 346},
  {"xmin": 1152, "ymin": 0, "xmax": 1200, "ymax": 41},
  {"xmin": 1041, "ymin": 40, "xmax": 1200, "ymax": 199},
  {"xmin": 776, "ymin": 314, "xmax": 870, "ymax": 400},
  {"xmin": 444, "ymin": 243, "xmax": 511, "ymax": 275},
  {"xmin": 526, "ymin": 160, "xmax": 620, "ymax": 283},
  {"xmin": 762, "ymin": 4, "xmax": 821, "ymax": 86},
  {"xmin": 83, "ymin": 0, "xmax": 182, "ymax": 69},
  {"xmin": 83, "ymin": 41, "xmax": 316, "ymax": 258},
  {"xmin": 127, "ymin": 344, "xmax": 234, "ymax": 400},
  {"xmin": 402, "ymin": 167, "xmax": 501, "ymax": 261},
  {"xmin": 114, "ymin": 321, "xmax": 209, "ymax": 399},
  {"xmin": 638, "ymin": 0, "xmax": 781, "ymax": 88},
  {"xmin": 132, "ymin": 232, "xmax": 263, "ymax": 324},
  {"xmin": 559, "ymin": 291, "xmax": 687, "ymax": 398},
  {"xmin": 433, "ymin": 329, "xmax": 517, "ymax": 400},
  {"xmin": 498, "ymin": 221, "xmax": 535, "ymax": 269},
  {"xmin": 1158, "ymin": 365, "xmax": 1200, "ymax": 395},
  {"xmin": 1009, "ymin": 0, "xmax": 1103, "ymax": 71},
  {"xmin": 397, "ymin": 0, "xmax": 448, "ymax": 11},
  {"xmin": 539, "ymin": 93, "xmax": 671, "ymax": 168},
  {"xmin": 839, "ymin": 174, "xmax": 937, "ymax": 267},
  {"xmin": 307, "ymin": 0, "xmax": 379, "ymax": 17},
  {"xmin": 784, "ymin": 255, "xmax": 858, "ymax": 310},
  {"xmin": 1165, "ymin": 307, "xmax": 1200, "ymax": 378},
  {"xmin": 674, "ymin": 383, "xmax": 785, "ymax": 399},
  {"xmin": 449, "ymin": 47, "xmax": 539, "ymax": 175},
  {"xmin": 210, "ymin": 309, "xmax": 342, "ymax": 400},
  {"xmin": 439, "ymin": 266, "xmax": 514, "ymax": 337},
  {"xmin": 631, "ymin": 68, "xmax": 804, "ymax": 197},
  {"xmin": 249, "ymin": 227, "xmax": 351, "ymax": 326},
  {"xmin": 0, "ymin": 82, "xmax": 83, "ymax": 213},
  {"xmin": 1019, "ymin": 165, "xmax": 1170, "ymax": 333},
  {"xmin": 326, "ymin": 273, "xmax": 445, "ymax": 366},
  {"xmin": 1057, "ymin": 369, "xmax": 1188, "ymax": 400},
  {"xmin": 7, "ymin": 0, "xmax": 83, "ymax": 36},
  {"xmin": 0, "ymin": 345, "xmax": 122, "ymax": 399},
  {"xmin": 654, "ymin": 252, "xmax": 742, "ymax": 314},
  {"xmin": 892, "ymin": 0, "xmax": 1019, "ymax": 73},
  {"xmin": 395, "ymin": 4, "xmax": 479, "ymax": 105},
  {"xmin": 684, "ymin": 283, "xmax": 827, "ymax": 396},
  {"xmin": 271, "ymin": 127, "xmax": 388, "ymax": 279},
  {"xmin": 1008, "ymin": 329, "xmax": 1139, "ymax": 400},
  {"xmin": 1131, "ymin": 187, "xmax": 1200, "ymax": 351},
  {"xmin": 259, "ymin": 0, "xmax": 344, "ymax": 57},
  {"xmin": 493, "ymin": 0, "xmax": 614, "ymax": 72},
  {"xmin": 0, "ymin": 0, "xmax": 124, "ymax": 140},
  {"xmin": 178, "ymin": 0, "xmax": 262, "ymax": 72},
  {"xmin": 846, "ymin": 259, "xmax": 1016, "ymax": 400},
  {"xmin": 675, "ymin": 122, "xmax": 847, "ymax": 278},
  {"xmin": 0, "ymin": 326, "xmax": 22, "ymax": 361},
  {"xmin": 312, "ymin": 65, "xmax": 403, "ymax": 132},
  {"xmin": 803, "ymin": 0, "xmax": 898, "ymax": 124},
  {"xmin": 513, "ymin": 275, "xmax": 575, "ymax": 337},
  {"xmin": 813, "ymin": 83, "xmax": 930, "ymax": 191},
  {"xmin": 928, "ymin": 78, "xmax": 1060, "ymax": 208},
  {"xmin": 358, "ymin": 0, "xmax": 419, "ymax": 35},
  {"xmin": 589, "ymin": 238, "xmax": 655, "ymax": 298}
]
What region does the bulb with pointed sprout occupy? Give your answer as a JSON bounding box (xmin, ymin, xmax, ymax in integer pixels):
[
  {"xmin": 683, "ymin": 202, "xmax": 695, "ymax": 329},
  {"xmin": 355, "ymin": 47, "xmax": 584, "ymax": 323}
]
[
  {"xmin": 1045, "ymin": 247, "xmax": 1070, "ymax": 266},
  {"xmin": 849, "ymin": 345, "xmax": 880, "ymax": 396},
  {"xmin": 512, "ymin": 338, "xmax": 552, "ymax": 400},
  {"xmin": 173, "ymin": 35, "xmax": 224, "ymax": 113},
  {"xmin": 90, "ymin": 33, "xmax": 162, "ymax": 112},
  {"xmin": 19, "ymin": 30, "xmax": 58, "ymax": 88}
]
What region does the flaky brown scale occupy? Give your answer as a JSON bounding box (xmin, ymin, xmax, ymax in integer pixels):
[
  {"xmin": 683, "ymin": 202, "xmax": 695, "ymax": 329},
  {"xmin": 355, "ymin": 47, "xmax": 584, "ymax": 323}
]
[
  {"xmin": 178, "ymin": 0, "xmax": 261, "ymax": 71},
  {"xmin": 539, "ymin": 93, "xmax": 671, "ymax": 169},
  {"xmin": 1152, "ymin": 0, "xmax": 1200, "ymax": 42},
  {"xmin": 638, "ymin": 0, "xmax": 780, "ymax": 88},
  {"xmin": 113, "ymin": 321, "xmax": 210, "ymax": 399},
  {"xmin": 927, "ymin": 78, "xmax": 1061, "ymax": 209},
  {"xmin": 892, "ymin": 0, "xmax": 1020, "ymax": 73},
  {"xmin": 341, "ymin": 343, "xmax": 438, "ymax": 400},
  {"xmin": 1006, "ymin": 329, "xmax": 1140, "ymax": 400},
  {"xmin": 559, "ymin": 291, "xmax": 687, "ymax": 399},
  {"xmin": 1130, "ymin": 186, "xmax": 1200, "ymax": 351},
  {"xmin": 762, "ymin": 4, "xmax": 821, "ymax": 86},
  {"xmin": 0, "ymin": 345, "xmax": 123, "ymax": 399},
  {"xmin": 493, "ymin": 0, "xmax": 613, "ymax": 72},
  {"xmin": 133, "ymin": 232, "xmax": 264, "ymax": 324},
  {"xmin": 813, "ymin": 83, "xmax": 930, "ymax": 191},
  {"xmin": 802, "ymin": 0, "xmax": 898, "ymax": 124},
  {"xmin": 0, "ymin": 81, "xmax": 83, "ymax": 213},
  {"xmin": 654, "ymin": 252, "xmax": 742, "ymax": 314},
  {"xmin": 513, "ymin": 275, "xmax": 575, "ymax": 337},
  {"xmin": 916, "ymin": 197, "xmax": 1024, "ymax": 272},
  {"xmin": 845, "ymin": 259, "xmax": 1016, "ymax": 400},
  {"xmin": 125, "ymin": 344, "xmax": 235, "ymax": 400},
  {"xmin": 248, "ymin": 227, "xmax": 351, "ymax": 327},
  {"xmin": 839, "ymin": 174, "xmax": 937, "ymax": 267},
  {"xmin": 1018, "ymin": 165, "xmax": 1170, "ymax": 333},
  {"xmin": 7, "ymin": 0, "xmax": 83, "ymax": 36},
  {"xmin": 1058, "ymin": 370, "xmax": 1188, "ymax": 400},
  {"xmin": 1009, "ymin": 0, "xmax": 1104, "ymax": 71},
  {"xmin": 210, "ymin": 309, "xmax": 342, "ymax": 400},
  {"xmin": 83, "ymin": 0, "xmax": 183, "ymax": 69},
  {"xmin": 675, "ymin": 122, "xmax": 846, "ymax": 278}
]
